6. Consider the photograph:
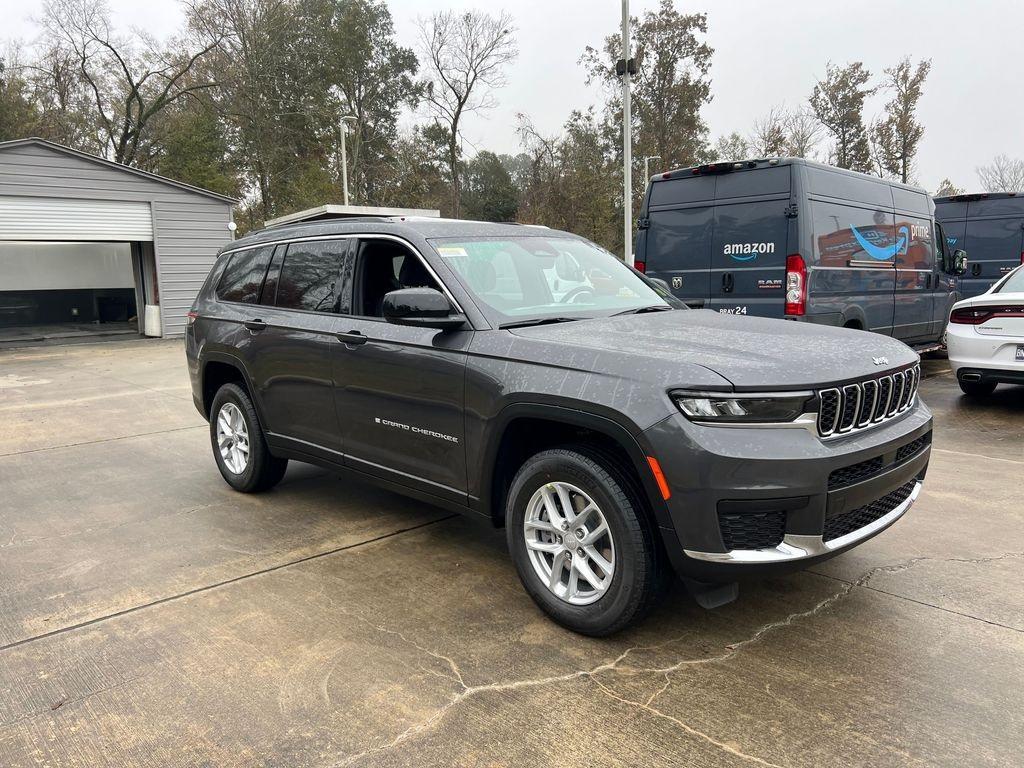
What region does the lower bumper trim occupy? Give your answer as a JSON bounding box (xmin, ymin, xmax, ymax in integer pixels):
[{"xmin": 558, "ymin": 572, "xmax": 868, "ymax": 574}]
[{"xmin": 683, "ymin": 481, "xmax": 922, "ymax": 564}]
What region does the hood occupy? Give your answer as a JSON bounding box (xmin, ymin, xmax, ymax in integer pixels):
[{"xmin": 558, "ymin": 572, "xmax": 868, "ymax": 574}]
[{"xmin": 507, "ymin": 309, "xmax": 918, "ymax": 390}]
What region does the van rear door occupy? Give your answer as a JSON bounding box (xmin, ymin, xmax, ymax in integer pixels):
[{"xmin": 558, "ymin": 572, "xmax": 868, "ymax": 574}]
[
  {"xmin": 641, "ymin": 175, "xmax": 715, "ymax": 307},
  {"xmin": 963, "ymin": 198, "xmax": 1024, "ymax": 298},
  {"xmin": 707, "ymin": 166, "xmax": 791, "ymax": 318}
]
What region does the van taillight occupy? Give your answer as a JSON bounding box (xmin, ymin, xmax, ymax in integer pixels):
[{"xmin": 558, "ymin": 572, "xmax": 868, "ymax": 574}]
[
  {"xmin": 635, "ymin": 260, "xmax": 646, "ymax": 273},
  {"xmin": 785, "ymin": 255, "xmax": 807, "ymax": 316},
  {"xmin": 186, "ymin": 311, "xmax": 198, "ymax": 325}
]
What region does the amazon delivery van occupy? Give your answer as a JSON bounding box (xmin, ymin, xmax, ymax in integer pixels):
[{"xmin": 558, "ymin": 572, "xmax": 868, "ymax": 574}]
[
  {"xmin": 935, "ymin": 193, "xmax": 1024, "ymax": 299},
  {"xmin": 635, "ymin": 157, "xmax": 967, "ymax": 347}
]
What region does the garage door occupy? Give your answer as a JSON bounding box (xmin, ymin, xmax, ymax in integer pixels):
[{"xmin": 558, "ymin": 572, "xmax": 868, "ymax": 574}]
[{"xmin": 0, "ymin": 196, "xmax": 153, "ymax": 241}]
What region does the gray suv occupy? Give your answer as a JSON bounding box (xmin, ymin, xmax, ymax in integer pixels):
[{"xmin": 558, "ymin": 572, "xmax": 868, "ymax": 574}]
[{"xmin": 186, "ymin": 217, "xmax": 932, "ymax": 635}]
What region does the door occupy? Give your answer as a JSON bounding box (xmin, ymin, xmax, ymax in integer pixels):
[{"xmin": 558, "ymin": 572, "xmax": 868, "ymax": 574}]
[
  {"xmin": 643, "ymin": 206, "xmax": 713, "ymax": 306},
  {"xmin": 242, "ymin": 239, "xmax": 350, "ymax": 458},
  {"xmin": 892, "ymin": 215, "xmax": 935, "ymax": 342},
  {"xmin": 332, "ymin": 236, "xmax": 470, "ymax": 501},
  {"xmin": 707, "ymin": 199, "xmax": 790, "ymax": 318},
  {"xmin": 963, "ymin": 199, "xmax": 1024, "ymax": 297}
]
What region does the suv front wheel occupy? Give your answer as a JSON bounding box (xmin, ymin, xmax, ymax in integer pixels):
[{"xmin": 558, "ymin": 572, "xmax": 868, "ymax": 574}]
[
  {"xmin": 209, "ymin": 383, "xmax": 288, "ymax": 493},
  {"xmin": 506, "ymin": 447, "xmax": 669, "ymax": 636}
]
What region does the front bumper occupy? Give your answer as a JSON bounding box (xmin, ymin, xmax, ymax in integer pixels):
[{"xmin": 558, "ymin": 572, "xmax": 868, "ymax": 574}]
[{"xmin": 643, "ymin": 400, "xmax": 933, "ymax": 580}]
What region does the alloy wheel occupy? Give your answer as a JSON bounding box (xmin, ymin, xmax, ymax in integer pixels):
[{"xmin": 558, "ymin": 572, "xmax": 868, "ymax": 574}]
[
  {"xmin": 523, "ymin": 482, "xmax": 616, "ymax": 605},
  {"xmin": 216, "ymin": 402, "xmax": 250, "ymax": 474}
]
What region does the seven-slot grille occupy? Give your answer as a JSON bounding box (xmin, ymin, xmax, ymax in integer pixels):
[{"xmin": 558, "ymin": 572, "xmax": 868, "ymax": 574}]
[{"xmin": 817, "ymin": 365, "xmax": 920, "ymax": 438}]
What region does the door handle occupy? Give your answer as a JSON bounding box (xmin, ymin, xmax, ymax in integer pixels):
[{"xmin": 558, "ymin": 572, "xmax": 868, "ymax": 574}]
[
  {"xmin": 722, "ymin": 272, "xmax": 734, "ymax": 293},
  {"xmin": 336, "ymin": 330, "xmax": 368, "ymax": 346},
  {"xmin": 244, "ymin": 319, "xmax": 266, "ymax": 332}
]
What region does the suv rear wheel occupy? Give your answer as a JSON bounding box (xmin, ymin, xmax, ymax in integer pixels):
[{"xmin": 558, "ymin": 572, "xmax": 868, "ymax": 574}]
[
  {"xmin": 505, "ymin": 447, "xmax": 669, "ymax": 636},
  {"xmin": 210, "ymin": 383, "xmax": 288, "ymax": 492}
]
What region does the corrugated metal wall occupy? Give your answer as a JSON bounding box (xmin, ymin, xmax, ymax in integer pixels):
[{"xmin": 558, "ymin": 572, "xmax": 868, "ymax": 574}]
[{"xmin": 0, "ymin": 140, "xmax": 234, "ymax": 337}]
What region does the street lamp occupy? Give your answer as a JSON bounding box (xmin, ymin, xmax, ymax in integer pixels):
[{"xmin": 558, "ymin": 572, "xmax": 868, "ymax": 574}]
[
  {"xmin": 339, "ymin": 115, "xmax": 358, "ymax": 206},
  {"xmin": 620, "ymin": 0, "xmax": 633, "ymax": 265},
  {"xmin": 643, "ymin": 155, "xmax": 661, "ymax": 185}
]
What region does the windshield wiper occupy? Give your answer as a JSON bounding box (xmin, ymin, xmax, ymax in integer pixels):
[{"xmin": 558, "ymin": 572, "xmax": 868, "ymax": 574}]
[
  {"xmin": 612, "ymin": 305, "xmax": 674, "ymax": 316},
  {"xmin": 499, "ymin": 316, "xmax": 589, "ymax": 329}
]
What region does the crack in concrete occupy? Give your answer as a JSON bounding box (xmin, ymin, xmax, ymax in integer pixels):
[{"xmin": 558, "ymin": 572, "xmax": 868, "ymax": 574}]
[
  {"xmin": 333, "ymin": 552, "xmax": 1024, "ymax": 767},
  {"xmin": 589, "ymin": 675, "xmax": 787, "ymax": 768}
]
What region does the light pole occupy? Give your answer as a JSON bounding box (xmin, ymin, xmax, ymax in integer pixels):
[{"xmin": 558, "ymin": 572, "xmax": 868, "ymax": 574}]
[
  {"xmin": 339, "ymin": 115, "xmax": 357, "ymax": 206},
  {"xmin": 621, "ymin": 0, "xmax": 633, "ymax": 265},
  {"xmin": 643, "ymin": 155, "xmax": 661, "ymax": 186}
]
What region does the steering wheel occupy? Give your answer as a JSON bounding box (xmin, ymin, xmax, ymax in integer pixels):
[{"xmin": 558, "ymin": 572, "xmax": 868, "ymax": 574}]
[{"xmin": 559, "ymin": 285, "xmax": 595, "ymax": 304}]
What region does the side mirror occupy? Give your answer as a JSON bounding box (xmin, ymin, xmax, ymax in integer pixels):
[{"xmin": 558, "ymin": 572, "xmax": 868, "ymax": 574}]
[
  {"xmin": 382, "ymin": 288, "xmax": 466, "ymax": 330},
  {"xmin": 952, "ymin": 249, "xmax": 968, "ymax": 276}
]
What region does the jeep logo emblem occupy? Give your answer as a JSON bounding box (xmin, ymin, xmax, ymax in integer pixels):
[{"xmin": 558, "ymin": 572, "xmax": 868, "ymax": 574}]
[
  {"xmin": 671, "ymin": 276, "xmax": 682, "ymax": 289},
  {"xmin": 872, "ymin": 357, "xmax": 889, "ymax": 366}
]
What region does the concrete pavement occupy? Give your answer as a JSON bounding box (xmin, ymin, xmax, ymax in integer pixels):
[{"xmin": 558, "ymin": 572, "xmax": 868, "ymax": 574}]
[{"xmin": 0, "ymin": 341, "xmax": 1021, "ymax": 767}]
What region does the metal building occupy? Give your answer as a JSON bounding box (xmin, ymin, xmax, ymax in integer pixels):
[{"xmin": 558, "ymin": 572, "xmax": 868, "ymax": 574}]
[{"xmin": 0, "ymin": 137, "xmax": 236, "ymax": 340}]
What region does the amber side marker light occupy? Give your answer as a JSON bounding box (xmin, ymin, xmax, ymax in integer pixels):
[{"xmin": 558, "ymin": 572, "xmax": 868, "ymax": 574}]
[{"xmin": 646, "ymin": 456, "xmax": 671, "ymax": 500}]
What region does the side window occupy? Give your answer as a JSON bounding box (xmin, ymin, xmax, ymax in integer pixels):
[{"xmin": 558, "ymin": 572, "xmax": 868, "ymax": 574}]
[
  {"xmin": 275, "ymin": 240, "xmax": 348, "ymax": 313},
  {"xmin": 897, "ymin": 217, "xmax": 935, "ymax": 270},
  {"xmin": 354, "ymin": 239, "xmax": 442, "ymax": 318},
  {"xmin": 217, "ymin": 246, "xmax": 273, "ymax": 303},
  {"xmin": 811, "ymin": 201, "xmax": 898, "ymax": 267},
  {"xmin": 259, "ymin": 246, "xmax": 284, "ymax": 305}
]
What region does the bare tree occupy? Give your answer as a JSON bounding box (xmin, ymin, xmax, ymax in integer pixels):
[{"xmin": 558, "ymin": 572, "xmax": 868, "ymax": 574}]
[
  {"xmin": 784, "ymin": 109, "xmax": 821, "ymax": 159},
  {"xmin": 712, "ymin": 132, "xmax": 750, "ymax": 162},
  {"xmin": 416, "ymin": 10, "xmax": 517, "ymax": 216},
  {"xmin": 41, "ymin": 0, "xmax": 221, "ymax": 165},
  {"xmin": 977, "ymin": 155, "xmax": 1024, "ymax": 193},
  {"xmin": 749, "ymin": 106, "xmax": 787, "ymax": 157}
]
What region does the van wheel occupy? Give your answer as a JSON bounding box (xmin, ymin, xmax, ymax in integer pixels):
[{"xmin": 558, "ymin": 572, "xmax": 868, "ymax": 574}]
[
  {"xmin": 505, "ymin": 447, "xmax": 669, "ymax": 636},
  {"xmin": 958, "ymin": 379, "xmax": 997, "ymax": 397},
  {"xmin": 210, "ymin": 383, "xmax": 288, "ymax": 492}
]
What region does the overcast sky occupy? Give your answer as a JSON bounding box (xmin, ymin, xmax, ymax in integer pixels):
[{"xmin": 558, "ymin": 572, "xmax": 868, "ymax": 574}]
[{"xmin": 7, "ymin": 0, "xmax": 1023, "ymax": 193}]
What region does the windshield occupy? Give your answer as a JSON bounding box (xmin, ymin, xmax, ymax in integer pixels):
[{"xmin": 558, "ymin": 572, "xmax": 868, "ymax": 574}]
[
  {"xmin": 430, "ymin": 235, "xmax": 677, "ymax": 324},
  {"xmin": 996, "ymin": 265, "xmax": 1024, "ymax": 293}
]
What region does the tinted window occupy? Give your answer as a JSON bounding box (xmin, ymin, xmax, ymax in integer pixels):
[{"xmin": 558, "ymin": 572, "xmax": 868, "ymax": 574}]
[
  {"xmin": 276, "ymin": 240, "xmax": 348, "ymax": 313},
  {"xmin": 897, "ymin": 217, "xmax": 935, "ymax": 270},
  {"xmin": 811, "ymin": 201, "xmax": 899, "ymax": 267},
  {"xmin": 217, "ymin": 246, "xmax": 273, "ymax": 303},
  {"xmin": 259, "ymin": 247, "xmax": 284, "ymax": 305}
]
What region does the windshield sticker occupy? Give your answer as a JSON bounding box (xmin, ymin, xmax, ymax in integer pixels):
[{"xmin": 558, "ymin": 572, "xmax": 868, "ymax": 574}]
[{"xmin": 437, "ymin": 247, "xmax": 469, "ymax": 259}]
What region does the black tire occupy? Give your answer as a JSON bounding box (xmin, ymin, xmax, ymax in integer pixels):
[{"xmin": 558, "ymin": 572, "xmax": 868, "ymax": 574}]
[
  {"xmin": 958, "ymin": 378, "xmax": 997, "ymax": 397},
  {"xmin": 209, "ymin": 383, "xmax": 288, "ymax": 493},
  {"xmin": 505, "ymin": 446, "xmax": 670, "ymax": 636}
]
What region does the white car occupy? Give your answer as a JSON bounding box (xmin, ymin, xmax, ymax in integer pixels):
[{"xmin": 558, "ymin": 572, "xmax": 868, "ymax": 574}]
[{"xmin": 946, "ymin": 264, "xmax": 1024, "ymax": 396}]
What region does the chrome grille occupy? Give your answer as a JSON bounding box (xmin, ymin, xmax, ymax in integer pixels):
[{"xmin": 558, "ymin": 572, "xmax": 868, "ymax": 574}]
[{"xmin": 817, "ymin": 364, "xmax": 920, "ymax": 438}]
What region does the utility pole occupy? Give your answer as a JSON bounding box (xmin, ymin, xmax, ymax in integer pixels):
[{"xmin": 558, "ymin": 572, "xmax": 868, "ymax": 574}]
[
  {"xmin": 339, "ymin": 115, "xmax": 357, "ymax": 206},
  {"xmin": 621, "ymin": 0, "xmax": 633, "ymax": 265},
  {"xmin": 643, "ymin": 155, "xmax": 661, "ymax": 186}
]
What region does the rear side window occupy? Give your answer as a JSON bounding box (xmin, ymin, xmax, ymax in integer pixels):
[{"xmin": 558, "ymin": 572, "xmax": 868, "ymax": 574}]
[
  {"xmin": 276, "ymin": 240, "xmax": 348, "ymax": 313},
  {"xmin": 217, "ymin": 246, "xmax": 273, "ymax": 303},
  {"xmin": 811, "ymin": 201, "xmax": 898, "ymax": 267},
  {"xmin": 996, "ymin": 267, "xmax": 1024, "ymax": 293}
]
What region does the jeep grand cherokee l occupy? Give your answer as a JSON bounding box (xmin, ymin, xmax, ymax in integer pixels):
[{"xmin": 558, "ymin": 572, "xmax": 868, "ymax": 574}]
[{"xmin": 186, "ymin": 218, "xmax": 932, "ymax": 636}]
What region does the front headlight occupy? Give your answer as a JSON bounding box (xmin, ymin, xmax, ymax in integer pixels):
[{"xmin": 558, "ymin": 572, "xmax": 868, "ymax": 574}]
[{"xmin": 671, "ymin": 390, "xmax": 814, "ymax": 424}]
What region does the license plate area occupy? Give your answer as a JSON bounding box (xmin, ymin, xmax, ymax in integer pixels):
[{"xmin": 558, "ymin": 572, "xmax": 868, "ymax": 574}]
[{"xmin": 1016, "ymin": 345, "xmax": 1024, "ymax": 361}]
